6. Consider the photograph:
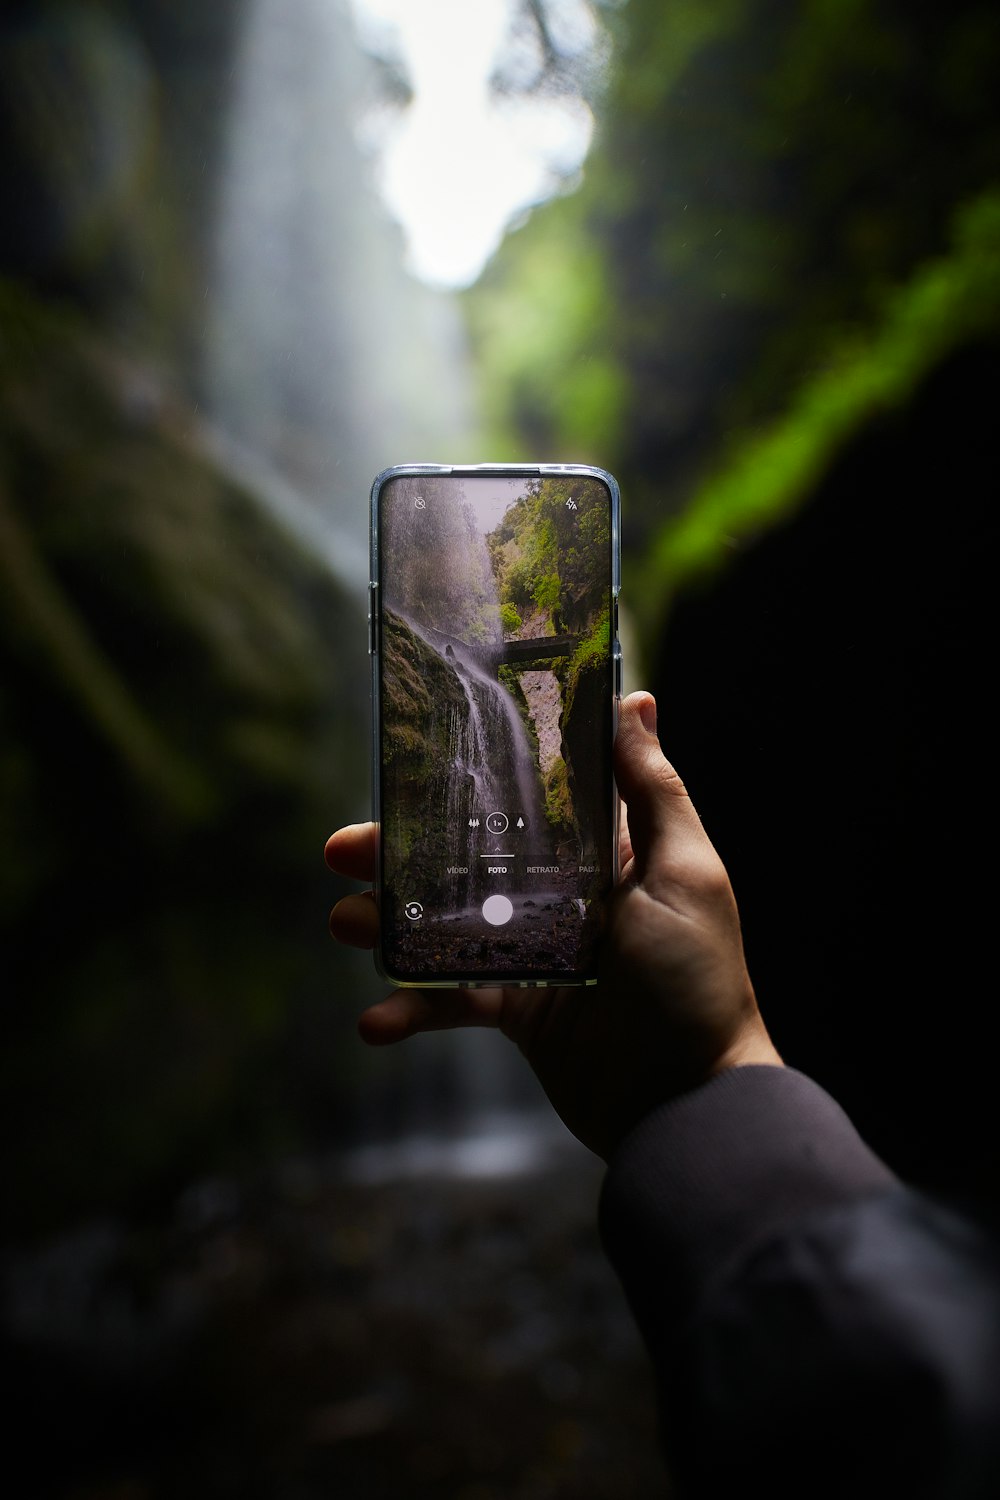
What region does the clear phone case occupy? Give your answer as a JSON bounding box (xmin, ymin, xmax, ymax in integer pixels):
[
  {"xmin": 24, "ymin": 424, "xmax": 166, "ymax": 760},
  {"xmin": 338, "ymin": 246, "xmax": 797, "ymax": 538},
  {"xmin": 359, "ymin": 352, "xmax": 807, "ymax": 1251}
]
[{"xmin": 369, "ymin": 463, "xmax": 621, "ymax": 987}]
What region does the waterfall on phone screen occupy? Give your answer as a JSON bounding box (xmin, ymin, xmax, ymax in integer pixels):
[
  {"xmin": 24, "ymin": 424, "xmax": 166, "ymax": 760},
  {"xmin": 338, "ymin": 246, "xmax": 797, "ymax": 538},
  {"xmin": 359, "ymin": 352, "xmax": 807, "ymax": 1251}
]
[{"xmin": 399, "ymin": 612, "xmax": 550, "ymax": 905}]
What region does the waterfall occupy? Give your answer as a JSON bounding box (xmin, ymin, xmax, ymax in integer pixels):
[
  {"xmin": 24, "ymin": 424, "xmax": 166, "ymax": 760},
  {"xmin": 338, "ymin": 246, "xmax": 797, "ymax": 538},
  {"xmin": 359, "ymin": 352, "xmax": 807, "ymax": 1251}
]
[
  {"xmin": 401, "ymin": 612, "xmax": 551, "ymax": 904},
  {"xmin": 454, "ymin": 654, "xmax": 548, "ymax": 882},
  {"xmin": 205, "ymin": 0, "xmax": 474, "ymax": 582},
  {"xmin": 205, "ymin": 0, "xmax": 563, "ymax": 1174}
]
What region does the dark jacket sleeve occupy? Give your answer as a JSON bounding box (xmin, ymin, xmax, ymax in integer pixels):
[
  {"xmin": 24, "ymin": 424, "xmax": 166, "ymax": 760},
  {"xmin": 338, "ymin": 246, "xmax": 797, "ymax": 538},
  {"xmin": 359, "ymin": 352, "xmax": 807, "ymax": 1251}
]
[{"xmin": 599, "ymin": 1066, "xmax": 1000, "ymax": 1499}]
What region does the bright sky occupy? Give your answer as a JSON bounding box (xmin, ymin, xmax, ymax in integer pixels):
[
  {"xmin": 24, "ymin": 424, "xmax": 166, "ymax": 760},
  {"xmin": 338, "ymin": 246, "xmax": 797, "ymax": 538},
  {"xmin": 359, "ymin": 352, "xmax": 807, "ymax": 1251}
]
[{"xmin": 349, "ymin": 0, "xmax": 595, "ymax": 288}]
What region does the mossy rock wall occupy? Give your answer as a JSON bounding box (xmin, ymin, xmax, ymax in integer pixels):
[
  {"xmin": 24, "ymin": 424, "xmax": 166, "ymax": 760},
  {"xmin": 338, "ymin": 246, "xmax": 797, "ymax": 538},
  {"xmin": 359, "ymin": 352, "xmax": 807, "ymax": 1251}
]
[
  {"xmin": 1, "ymin": 287, "xmax": 373, "ymax": 1235},
  {"xmin": 380, "ymin": 612, "xmax": 469, "ymax": 895}
]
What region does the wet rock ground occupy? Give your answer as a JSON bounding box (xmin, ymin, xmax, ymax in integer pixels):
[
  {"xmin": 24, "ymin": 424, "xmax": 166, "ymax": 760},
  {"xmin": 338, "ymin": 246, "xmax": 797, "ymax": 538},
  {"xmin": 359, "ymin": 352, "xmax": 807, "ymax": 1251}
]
[{"xmin": 4, "ymin": 1136, "xmax": 666, "ymax": 1499}]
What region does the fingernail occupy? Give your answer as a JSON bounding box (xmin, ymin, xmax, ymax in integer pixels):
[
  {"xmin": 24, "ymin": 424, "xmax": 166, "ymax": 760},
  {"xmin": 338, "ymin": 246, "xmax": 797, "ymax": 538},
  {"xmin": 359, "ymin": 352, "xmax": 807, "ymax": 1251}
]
[{"xmin": 638, "ymin": 695, "xmax": 657, "ymax": 736}]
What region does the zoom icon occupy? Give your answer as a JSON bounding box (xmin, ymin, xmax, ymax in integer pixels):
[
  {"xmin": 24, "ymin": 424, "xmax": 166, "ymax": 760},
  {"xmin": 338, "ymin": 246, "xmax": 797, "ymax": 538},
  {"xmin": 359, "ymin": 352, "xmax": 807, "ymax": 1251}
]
[{"xmin": 403, "ymin": 900, "xmax": 424, "ymax": 921}]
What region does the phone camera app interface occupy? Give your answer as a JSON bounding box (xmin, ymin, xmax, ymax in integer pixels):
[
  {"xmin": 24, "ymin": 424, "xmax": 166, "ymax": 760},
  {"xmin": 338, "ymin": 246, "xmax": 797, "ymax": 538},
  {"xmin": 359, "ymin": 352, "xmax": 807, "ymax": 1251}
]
[{"xmin": 379, "ymin": 472, "xmax": 615, "ymax": 980}]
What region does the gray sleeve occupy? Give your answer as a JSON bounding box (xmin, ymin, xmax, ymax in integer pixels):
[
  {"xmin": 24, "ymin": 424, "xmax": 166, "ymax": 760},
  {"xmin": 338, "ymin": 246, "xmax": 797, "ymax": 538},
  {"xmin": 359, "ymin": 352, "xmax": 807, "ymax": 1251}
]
[
  {"xmin": 598, "ymin": 1065, "xmax": 898, "ymax": 1365},
  {"xmin": 598, "ymin": 1066, "xmax": 1000, "ymax": 1498}
]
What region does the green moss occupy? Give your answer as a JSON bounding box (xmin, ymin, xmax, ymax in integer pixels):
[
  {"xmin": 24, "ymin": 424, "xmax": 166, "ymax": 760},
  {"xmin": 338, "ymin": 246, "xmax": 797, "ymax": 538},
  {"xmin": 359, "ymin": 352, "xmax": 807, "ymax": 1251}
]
[
  {"xmin": 568, "ymin": 607, "xmax": 610, "ymax": 679},
  {"xmin": 0, "ymin": 281, "xmax": 371, "ymax": 1231},
  {"xmin": 500, "ymin": 602, "xmax": 522, "ymax": 634},
  {"xmin": 543, "ymin": 755, "xmax": 573, "ymax": 829},
  {"xmin": 643, "ymin": 190, "xmax": 1000, "ymax": 613}
]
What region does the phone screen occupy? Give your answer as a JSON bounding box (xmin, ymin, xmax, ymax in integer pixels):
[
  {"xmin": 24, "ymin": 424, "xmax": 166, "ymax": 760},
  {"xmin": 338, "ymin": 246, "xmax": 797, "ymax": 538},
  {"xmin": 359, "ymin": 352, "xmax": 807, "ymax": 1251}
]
[{"xmin": 371, "ymin": 465, "xmax": 620, "ymax": 986}]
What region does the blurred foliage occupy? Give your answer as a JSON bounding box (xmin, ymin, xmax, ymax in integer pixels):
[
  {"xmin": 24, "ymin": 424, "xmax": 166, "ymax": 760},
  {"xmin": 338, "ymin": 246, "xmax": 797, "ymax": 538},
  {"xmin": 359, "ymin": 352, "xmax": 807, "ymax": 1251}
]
[
  {"xmin": 464, "ymin": 0, "xmax": 1000, "ymax": 1213},
  {"xmin": 466, "ymin": 0, "xmax": 1000, "ymax": 626},
  {"xmin": 0, "ymin": 280, "xmax": 372, "ymax": 1235},
  {"xmin": 654, "ymin": 190, "xmax": 1000, "ymax": 590},
  {"xmin": 491, "ymin": 0, "xmax": 615, "ymax": 105},
  {"xmin": 0, "ymin": 0, "xmax": 242, "ymax": 375},
  {"xmin": 0, "ymin": 0, "xmax": 431, "ymax": 1239}
]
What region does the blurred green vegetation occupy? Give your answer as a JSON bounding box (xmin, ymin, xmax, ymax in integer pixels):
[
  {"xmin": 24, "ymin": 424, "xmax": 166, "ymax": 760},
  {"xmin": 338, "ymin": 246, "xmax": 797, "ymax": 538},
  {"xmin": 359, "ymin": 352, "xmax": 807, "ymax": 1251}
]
[
  {"xmin": 467, "ymin": 0, "xmax": 1000, "ymax": 1211},
  {"xmin": 0, "ymin": 0, "xmax": 242, "ymax": 375},
  {"xmin": 0, "ymin": 0, "xmax": 414, "ymax": 1241},
  {"xmin": 651, "ymin": 191, "xmax": 1000, "ymax": 588},
  {"xmin": 466, "ymin": 0, "xmax": 1000, "ymax": 632},
  {"xmin": 0, "ymin": 282, "xmax": 373, "ymax": 1233}
]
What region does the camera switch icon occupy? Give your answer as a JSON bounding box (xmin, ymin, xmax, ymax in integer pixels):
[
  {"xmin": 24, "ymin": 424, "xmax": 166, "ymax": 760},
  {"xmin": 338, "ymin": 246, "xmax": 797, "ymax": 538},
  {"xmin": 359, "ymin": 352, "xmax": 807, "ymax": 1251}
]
[{"xmin": 404, "ymin": 900, "xmax": 424, "ymax": 921}]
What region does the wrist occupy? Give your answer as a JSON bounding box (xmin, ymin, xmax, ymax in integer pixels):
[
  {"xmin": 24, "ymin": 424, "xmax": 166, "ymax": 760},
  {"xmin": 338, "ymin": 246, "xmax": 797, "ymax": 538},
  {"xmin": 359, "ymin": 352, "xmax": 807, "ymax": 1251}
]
[{"xmin": 711, "ymin": 1024, "xmax": 784, "ymax": 1078}]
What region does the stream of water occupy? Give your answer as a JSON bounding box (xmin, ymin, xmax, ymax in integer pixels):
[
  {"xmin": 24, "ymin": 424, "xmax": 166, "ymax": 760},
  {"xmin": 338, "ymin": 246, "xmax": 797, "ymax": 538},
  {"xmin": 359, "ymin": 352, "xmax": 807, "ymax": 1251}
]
[
  {"xmin": 401, "ymin": 610, "xmax": 551, "ymax": 902},
  {"xmin": 206, "ymin": 0, "xmax": 556, "ymax": 1171}
]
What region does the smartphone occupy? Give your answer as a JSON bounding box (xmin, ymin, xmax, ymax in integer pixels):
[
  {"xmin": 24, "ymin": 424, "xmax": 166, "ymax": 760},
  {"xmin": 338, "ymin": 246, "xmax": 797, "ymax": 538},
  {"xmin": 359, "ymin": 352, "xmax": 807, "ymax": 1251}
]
[{"xmin": 369, "ymin": 463, "xmax": 622, "ymax": 987}]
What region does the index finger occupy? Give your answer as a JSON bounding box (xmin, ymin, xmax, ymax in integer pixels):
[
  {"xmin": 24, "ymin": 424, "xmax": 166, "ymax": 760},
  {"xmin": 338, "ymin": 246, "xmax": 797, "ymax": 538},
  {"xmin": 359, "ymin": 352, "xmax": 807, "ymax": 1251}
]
[{"xmin": 325, "ymin": 822, "xmax": 377, "ymax": 882}]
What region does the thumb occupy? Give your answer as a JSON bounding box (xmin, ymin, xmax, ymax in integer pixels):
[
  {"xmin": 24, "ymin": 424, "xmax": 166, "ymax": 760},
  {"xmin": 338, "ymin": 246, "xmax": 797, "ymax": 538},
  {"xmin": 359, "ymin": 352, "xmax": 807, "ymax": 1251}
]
[{"xmin": 614, "ymin": 692, "xmax": 711, "ymax": 886}]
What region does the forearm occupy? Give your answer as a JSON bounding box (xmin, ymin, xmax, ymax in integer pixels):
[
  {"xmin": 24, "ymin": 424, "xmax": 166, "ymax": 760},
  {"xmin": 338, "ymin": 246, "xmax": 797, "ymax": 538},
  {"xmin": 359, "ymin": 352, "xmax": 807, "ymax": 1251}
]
[
  {"xmin": 600, "ymin": 1067, "xmax": 1000, "ymax": 1497},
  {"xmin": 599, "ymin": 1066, "xmax": 898, "ymax": 1360}
]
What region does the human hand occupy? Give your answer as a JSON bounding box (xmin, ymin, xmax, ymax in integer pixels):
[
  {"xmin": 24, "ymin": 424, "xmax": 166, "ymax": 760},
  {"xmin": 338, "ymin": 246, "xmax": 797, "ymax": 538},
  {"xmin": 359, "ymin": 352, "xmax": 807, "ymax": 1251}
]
[{"xmin": 325, "ymin": 691, "xmax": 781, "ymax": 1160}]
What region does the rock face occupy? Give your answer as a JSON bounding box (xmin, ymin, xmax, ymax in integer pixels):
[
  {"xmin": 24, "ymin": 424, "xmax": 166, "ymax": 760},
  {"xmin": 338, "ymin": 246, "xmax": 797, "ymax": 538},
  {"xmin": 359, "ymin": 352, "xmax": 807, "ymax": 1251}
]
[
  {"xmin": 519, "ymin": 668, "xmax": 563, "ymax": 780},
  {"xmin": 561, "ymin": 653, "xmax": 614, "ymax": 867},
  {"xmin": 654, "ymin": 340, "xmax": 1000, "ymax": 1210},
  {"xmin": 0, "ymin": 1, "xmax": 243, "ymax": 371},
  {"xmin": 379, "ymin": 609, "xmax": 471, "ymax": 897},
  {"xmin": 0, "ymin": 285, "xmax": 372, "ymax": 1232}
]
